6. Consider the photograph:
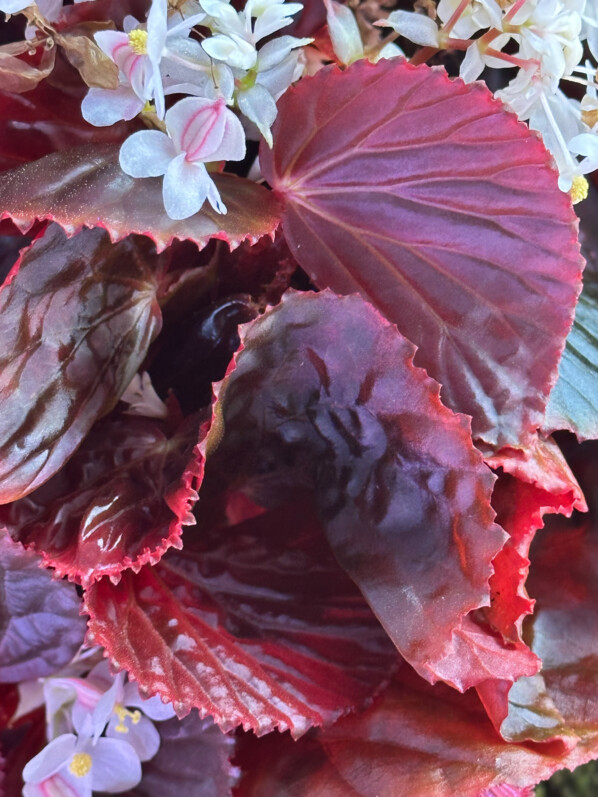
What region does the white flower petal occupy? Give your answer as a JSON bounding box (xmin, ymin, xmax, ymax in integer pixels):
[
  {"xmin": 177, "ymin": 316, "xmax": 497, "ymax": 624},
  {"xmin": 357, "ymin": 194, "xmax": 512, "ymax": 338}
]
[
  {"xmin": 256, "ymin": 34, "xmax": 311, "ymax": 72},
  {"xmin": 165, "ymin": 96, "xmax": 227, "ymax": 160},
  {"xmin": 88, "ymin": 738, "xmax": 142, "ymax": 792},
  {"xmin": 106, "ymin": 713, "xmax": 161, "ymax": 761},
  {"xmin": 119, "ymin": 130, "xmax": 176, "ymax": 178},
  {"xmin": 208, "ymin": 109, "xmax": 246, "ymax": 161},
  {"xmin": 256, "ymin": 51, "xmax": 299, "ymax": 99},
  {"xmin": 376, "ymin": 10, "xmax": 440, "ymax": 47},
  {"xmin": 163, "ymin": 154, "xmax": 213, "ymax": 218},
  {"xmin": 81, "ymin": 86, "xmax": 144, "ymax": 127},
  {"xmin": 569, "ymin": 132, "xmax": 598, "ymax": 159},
  {"xmin": 23, "ymin": 735, "xmax": 78, "ymax": 783},
  {"xmin": 252, "ymin": 4, "xmax": 300, "ymax": 41},
  {"xmin": 0, "ymin": 0, "xmax": 33, "ymax": 12},
  {"xmin": 202, "ymin": 33, "xmax": 257, "ymax": 69},
  {"xmin": 459, "ymin": 42, "xmax": 485, "ymax": 83},
  {"xmin": 324, "ymin": 0, "xmax": 363, "ymax": 65},
  {"xmin": 93, "ymin": 30, "xmax": 131, "ymax": 61},
  {"xmin": 123, "ymin": 685, "xmax": 176, "ymax": 720},
  {"xmin": 237, "ymin": 83, "xmax": 277, "ymax": 147}
]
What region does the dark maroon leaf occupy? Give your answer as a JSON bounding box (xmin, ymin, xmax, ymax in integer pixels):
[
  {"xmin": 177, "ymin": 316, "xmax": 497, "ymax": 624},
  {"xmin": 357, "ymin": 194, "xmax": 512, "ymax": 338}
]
[
  {"xmin": 0, "ymin": 530, "xmax": 86, "ymax": 681},
  {"xmin": 84, "ymin": 499, "xmax": 398, "ymax": 737},
  {"xmin": 0, "ymin": 144, "xmax": 282, "ymax": 252},
  {"xmin": 127, "ymin": 713, "xmax": 236, "ymax": 797},
  {"xmin": 0, "ymin": 55, "xmax": 135, "ymax": 173},
  {"xmin": 235, "ymin": 667, "xmax": 597, "ymax": 797},
  {"xmin": 0, "ymin": 707, "xmax": 45, "ymax": 797},
  {"xmin": 0, "ymin": 411, "xmax": 206, "ymax": 585},
  {"xmin": 260, "ymin": 59, "xmax": 583, "ymax": 449},
  {"xmin": 202, "ymin": 290, "xmax": 536, "ymax": 691},
  {"xmin": 0, "ymin": 224, "xmax": 162, "ymax": 504}
]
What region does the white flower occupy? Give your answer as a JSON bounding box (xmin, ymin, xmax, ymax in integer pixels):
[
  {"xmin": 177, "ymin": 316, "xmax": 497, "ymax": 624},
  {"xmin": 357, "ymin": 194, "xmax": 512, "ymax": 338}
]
[
  {"xmin": 436, "ymin": 0, "xmax": 502, "ymax": 39},
  {"xmin": 23, "ymin": 731, "xmax": 142, "ymax": 797},
  {"xmin": 375, "ymin": 10, "xmax": 440, "ymax": 48},
  {"xmin": 119, "ymin": 96, "xmax": 246, "ymax": 219},
  {"xmin": 199, "ymin": 0, "xmax": 304, "ymax": 69},
  {"xmin": 81, "ymin": 0, "xmax": 205, "ymax": 125},
  {"xmin": 235, "ymin": 34, "xmax": 310, "ymax": 146}
]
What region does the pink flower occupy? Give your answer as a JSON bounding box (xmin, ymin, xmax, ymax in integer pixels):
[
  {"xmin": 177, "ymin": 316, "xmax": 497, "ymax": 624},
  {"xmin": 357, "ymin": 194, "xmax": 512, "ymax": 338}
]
[{"xmin": 119, "ymin": 96, "xmax": 246, "ymax": 219}]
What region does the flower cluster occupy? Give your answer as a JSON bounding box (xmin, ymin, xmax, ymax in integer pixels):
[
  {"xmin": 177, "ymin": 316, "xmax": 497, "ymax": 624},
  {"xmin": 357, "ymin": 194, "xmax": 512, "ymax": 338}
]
[
  {"xmin": 22, "ymin": 656, "xmax": 175, "ymax": 797},
  {"xmin": 1, "ymin": 0, "xmax": 310, "ymax": 218},
  {"xmin": 327, "ymin": 0, "xmax": 598, "ymax": 202}
]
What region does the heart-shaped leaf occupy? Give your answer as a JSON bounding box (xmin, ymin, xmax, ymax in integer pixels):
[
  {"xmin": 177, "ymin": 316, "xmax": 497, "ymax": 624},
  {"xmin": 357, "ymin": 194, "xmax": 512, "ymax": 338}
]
[
  {"xmin": 203, "ymin": 290, "xmax": 535, "ymax": 691},
  {"xmin": 260, "ymin": 59, "xmax": 583, "ymax": 448}
]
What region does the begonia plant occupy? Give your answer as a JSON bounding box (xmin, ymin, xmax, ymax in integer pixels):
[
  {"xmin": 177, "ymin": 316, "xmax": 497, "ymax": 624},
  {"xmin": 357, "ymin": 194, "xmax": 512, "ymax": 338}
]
[{"xmin": 1, "ymin": 0, "xmax": 598, "ymax": 795}]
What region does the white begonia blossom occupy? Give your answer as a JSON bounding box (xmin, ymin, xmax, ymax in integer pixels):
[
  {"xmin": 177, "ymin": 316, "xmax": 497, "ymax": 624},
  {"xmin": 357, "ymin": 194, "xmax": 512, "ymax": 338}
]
[
  {"xmin": 436, "ymin": 0, "xmax": 502, "ymax": 39},
  {"xmin": 322, "ymin": 0, "xmax": 402, "ymax": 66},
  {"xmin": 119, "ymin": 96, "xmax": 246, "ymax": 219},
  {"xmin": 375, "ymin": 10, "xmax": 440, "ymax": 48},
  {"xmin": 200, "ymin": 0, "xmax": 304, "ymax": 69},
  {"xmin": 23, "ymin": 731, "xmax": 142, "ymax": 797},
  {"xmin": 235, "ymin": 34, "xmax": 311, "ymax": 146},
  {"xmin": 512, "ymin": 0, "xmax": 584, "ymax": 83},
  {"xmin": 82, "ymin": 0, "xmax": 205, "ymax": 126}
]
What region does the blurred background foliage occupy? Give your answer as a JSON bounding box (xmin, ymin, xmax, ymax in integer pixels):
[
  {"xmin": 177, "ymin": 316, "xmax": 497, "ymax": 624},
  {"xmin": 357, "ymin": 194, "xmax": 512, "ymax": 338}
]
[{"xmin": 537, "ymin": 761, "xmax": 598, "ymax": 796}]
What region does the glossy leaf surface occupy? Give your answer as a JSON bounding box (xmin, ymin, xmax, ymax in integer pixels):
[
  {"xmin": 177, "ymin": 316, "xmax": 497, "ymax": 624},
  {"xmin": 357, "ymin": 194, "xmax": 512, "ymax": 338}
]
[
  {"xmin": 0, "ymin": 412, "xmax": 206, "ymax": 585},
  {"xmin": 0, "ymin": 144, "xmax": 282, "ymax": 252},
  {"xmin": 236, "ymin": 667, "xmax": 596, "ymax": 797},
  {"xmin": 0, "ymin": 530, "xmax": 86, "ymax": 681},
  {"xmin": 0, "ymin": 225, "xmax": 162, "ymax": 504},
  {"xmin": 261, "ymin": 59, "xmax": 582, "ymax": 448},
  {"xmin": 85, "ymin": 500, "xmax": 398, "ymax": 737},
  {"xmin": 127, "ymin": 713, "xmax": 236, "ymax": 797},
  {"xmin": 202, "ymin": 290, "xmax": 531, "ymax": 691}
]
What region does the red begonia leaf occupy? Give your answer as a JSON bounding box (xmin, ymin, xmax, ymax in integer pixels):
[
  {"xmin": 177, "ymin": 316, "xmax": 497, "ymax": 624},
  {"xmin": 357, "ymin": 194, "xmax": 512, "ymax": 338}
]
[
  {"xmin": 126, "ymin": 713, "xmax": 236, "ymax": 797},
  {"xmin": 0, "ymin": 224, "xmax": 162, "ymax": 504},
  {"xmin": 84, "ymin": 499, "xmax": 398, "ymax": 737},
  {"xmin": 0, "ymin": 530, "xmax": 86, "ymax": 681},
  {"xmin": 235, "ymin": 667, "xmax": 598, "ymax": 797},
  {"xmin": 0, "ymin": 686, "xmax": 18, "ymax": 729},
  {"xmin": 202, "ymin": 290, "xmax": 537, "ymax": 691},
  {"xmin": 0, "ymin": 707, "xmax": 45, "ymax": 797},
  {"xmin": 260, "ymin": 59, "xmax": 583, "ymax": 449},
  {"xmin": 0, "ymin": 58, "xmax": 135, "ymax": 173},
  {"xmin": 0, "ymin": 411, "xmax": 206, "ymax": 585},
  {"xmin": 480, "ymin": 439, "xmax": 598, "ymax": 749},
  {"xmin": 484, "ymin": 436, "xmax": 586, "ymax": 647},
  {"xmin": 0, "ymin": 144, "xmax": 282, "ymax": 252}
]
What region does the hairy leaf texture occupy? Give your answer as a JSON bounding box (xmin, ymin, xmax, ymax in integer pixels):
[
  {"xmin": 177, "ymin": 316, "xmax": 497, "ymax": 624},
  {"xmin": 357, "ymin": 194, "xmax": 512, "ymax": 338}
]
[
  {"xmin": 0, "ymin": 530, "xmax": 86, "ymax": 681},
  {"xmin": 0, "ymin": 412, "xmax": 206, "ymax": 585},
  {"xmin": 0, "ymin": 224, "xmax": 162, "ymax": 504},
  {"xmin": 0, "ymin": 144, "xmax": 282, "ymax": 252},
  {"xmin": 85, "ymin": 500, "xmax": 398, "ymax": 737},
  {"xmin": 127, "ymin": 713, "xmax": 237, "ymax": 797},
  {"xmin": 201, "ymin": 290, "xmax": 535, "ymax": 691},
  {"xmin": 235, "ymin": 667, "xmax": 596, "ymax": 797},
  {"xmin": 260, "ymin": 59, "xmax": 583, "ymax": 449}
]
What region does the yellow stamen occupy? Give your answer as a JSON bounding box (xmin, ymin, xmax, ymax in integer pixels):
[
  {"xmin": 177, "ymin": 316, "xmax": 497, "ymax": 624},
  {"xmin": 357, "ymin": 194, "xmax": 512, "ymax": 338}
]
[
  {"xmin": 128, "ymin": 29, "xmax": 148, "ymax": 55},
  {"xmin": 69, "ymin": 753, "xmax": 93, "ymax": 778},
  {"xmin": 570, "ymin": 175, "xmax": 589, "ymax": 205},
  {"xmin": 114, "ymin": 704, "xmax": 142, "ymax": 732}
]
